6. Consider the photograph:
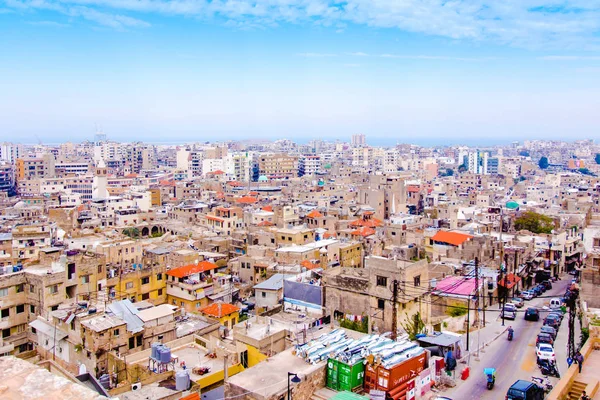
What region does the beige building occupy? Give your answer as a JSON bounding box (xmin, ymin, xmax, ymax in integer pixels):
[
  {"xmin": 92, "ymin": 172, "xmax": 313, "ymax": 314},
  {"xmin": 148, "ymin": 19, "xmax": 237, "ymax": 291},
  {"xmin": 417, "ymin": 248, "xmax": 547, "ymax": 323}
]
[{"xmin": 258, "ymin": 154, "xmax": 298, "ymax": 180}]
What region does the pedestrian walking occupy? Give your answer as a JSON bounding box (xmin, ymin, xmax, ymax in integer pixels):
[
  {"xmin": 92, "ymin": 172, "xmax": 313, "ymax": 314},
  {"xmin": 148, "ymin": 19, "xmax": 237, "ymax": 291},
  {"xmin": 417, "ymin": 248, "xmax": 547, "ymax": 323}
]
[
  {"xmin": 581, "ymin": 390, "xmax": 590, "ymax": 400},
  {"xmin": 567, "ymin": 356, "xmax": 573, "ymax": 368},
  {"xmin": 575, "ymin": 351, "xmax": 584, "ymax": 373}
]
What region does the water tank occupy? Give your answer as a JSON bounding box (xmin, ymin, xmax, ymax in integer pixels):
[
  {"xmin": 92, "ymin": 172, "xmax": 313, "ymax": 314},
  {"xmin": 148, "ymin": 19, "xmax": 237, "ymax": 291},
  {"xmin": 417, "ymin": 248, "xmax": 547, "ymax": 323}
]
[
  {"xmin": 159, "ymin": 346, "xmax": 171, "ymax": 363},
  {"xmin": 175, "ymin": 370, "xmax": 190, "ymax": 391},
  {"xmin": 151, "ymin": 343, "xmax": 161, "ymax": 359}
]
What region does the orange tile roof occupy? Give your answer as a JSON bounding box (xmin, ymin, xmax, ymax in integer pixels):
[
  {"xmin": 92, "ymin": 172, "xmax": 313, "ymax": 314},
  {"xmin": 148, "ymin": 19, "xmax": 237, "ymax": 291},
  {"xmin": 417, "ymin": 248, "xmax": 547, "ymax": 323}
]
[
  {"xmin": 236, "ymin": 196, "xmax": 258, "ymax": 204},
  {"xmin": 200, "ymin": 302, "xmax": 239, "ymax": 317},
  {"xmin": 349, "ymin": 217, "xmax": 383, "ymax": 228},
  {"xmin": 351, "ymin": 227, "xmax": 376, "ymax": 237},
  {"xmin": 180, "ymin": 394, "xmax": 200, "ymax": 400},
  {"xmin": 207, "ymin": 215, "xmax": 225, "ymax": 222},
  {"xmin": 216, "ymin": 192, "xmax": 225, "ymax": 199},
  {"xmin": 167, "ymin": 261, "xmax": 219, "ymax": 278},
  {"xmin": 159, "ymin": 180, "xmax": 175, "ymax": 186},
  {"xmin": 124, "ymin": 173, "xmax": 138, "ymax": 178},
  {"xmin": 431, "ymin": 231, "xmax": 473, "ymax": 246},
  {"xmin": 257, "ymin": 221, "xmax": 274, "ymax": 226},
  {"xmin": 227, "ymin": 181, "xmax": 243, "ymax": 187},
  {"xmin": 306, "ymin": 210, "xmax": 323, "ymax": 218},
  {"xmin": 212, "ymin": 170, "xmax": 224, "ymax": 175},
  {"xmin": 300, "ymin": 260, "xmax": 320, "ymax": 270},
  {"xmin": 407, "ymin": 185, "xmax": 420, "ymax": 193},
  {"xmin": 262, "ymin": 205, "xmax": 273, "ymax": 212},
  {"xmin": 323, "ymin": 232, "xmax": 337, "ymax": 239}
]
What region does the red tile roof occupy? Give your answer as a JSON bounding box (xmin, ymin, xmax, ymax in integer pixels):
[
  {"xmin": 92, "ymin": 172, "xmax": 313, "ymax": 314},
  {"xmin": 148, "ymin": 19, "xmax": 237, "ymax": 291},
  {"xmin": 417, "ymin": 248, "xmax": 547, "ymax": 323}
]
[
  {"xmin": 212, "ymin": 170, "xmax": 224, "ymax": 175},
  {"xmin": 207, "ymin": 215, "xmax": 225, "ymax": 222},
  {"xmin": 236, "ymin": 196, "xmax": 258, "ymax": 204},
  {"xmin": 261, "ymin": 205, "xmax": 273, "ymax": 212},
  {"xmin": 200, "ymin": 302, "xmax": 239, "ymax": 317},
  {"xmin": 351, "ymin": 227, "xmax": 376, "ymax": 237},
  {"xmin": 167, "ymin": 261, "xmax": 219, "ymax": 278},
  {"xmin": 306, "ymin": 210, "xmax": 323, "ymax": 218},
  {"xmin": 300, "ymin": 260, "xmax": 320, "ymax": 270},
  {"xmin": 159, "ymin": 180, "xmax": 175, "ymax": 186},
  {"xmin": 431, "ymin": 231, "xmax": 473, "ymax": 246},
  {"xmin": 257, "ymin": 221, "xmax": 274, "ymax": 226},
  {"xmin": 227, "ymin": 181, "xmax": 243, "ymax": 187},
  {"xmin": 180, "ymin": 394, "xmax": 200, "ymax": 400},
  {"xmin": 349, "ymin": 217, "xmax": 383, "ymax": 228},
  {"xmin": 323, "ymin": 232, "xmax": 337, "ymax": 239}
]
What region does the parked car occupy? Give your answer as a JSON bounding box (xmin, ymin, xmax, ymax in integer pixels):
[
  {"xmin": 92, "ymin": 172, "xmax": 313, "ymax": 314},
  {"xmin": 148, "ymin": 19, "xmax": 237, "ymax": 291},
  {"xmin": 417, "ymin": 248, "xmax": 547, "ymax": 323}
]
[
  {"xmin": 525, "ymin": 307, "xmax": 540, "ymax": 321},
  {"xmin": 536, "ymin": 343, "xmax": 556, "ymax": 363},
  {"xmin": 549, "ymin": 298, "xmax": 563, "ymax": 309},
  {"xmin": 537, "ymin": 284, "xmax": 547, "ymax": 293},
  {"xmin": 506, "ymin": 380, "xmax": 545, "ymax": 400},
  {"xmin": 543, "ymin": 314, "xmax": 560, "ymax": 329},
  {"xmin": 536, "ymin": 332, "xmax": 554, "ymax": 346},
  {"xmin": 521, "ymin": 291, "xmax": 534, "ymax": 300},
  {"xmin": 502, "ymin": 304, "xmax": 517, "ymax": 320},
  {"xmin": 532, "ymin": 286, "xmax": 543, "ymax": 297},
  {"xmin": 511, "ymin": 297, "xmax": 525, "ymax": 308},
  {"xmin": 540, "ymin": 325, "xmax": 557, "ymax": 340},
  {"xmin": 542, "ymin": 280, "xmax": 552, "ymax": 290},
  {"xmin": 548, "ymin": 312, "xmax": 563, "ymax": 324}
]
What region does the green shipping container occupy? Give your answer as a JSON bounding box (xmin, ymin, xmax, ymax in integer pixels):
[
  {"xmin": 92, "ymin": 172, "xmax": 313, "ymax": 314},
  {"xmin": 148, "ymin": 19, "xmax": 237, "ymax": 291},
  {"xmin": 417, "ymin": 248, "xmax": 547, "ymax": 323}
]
[
  {"xmin": 337, "ymin": 359, "xmax": 365, "ymax": 392},
  {"xmin": 327, "ymin": 358, "xmax": 339, "ymax": 390}
]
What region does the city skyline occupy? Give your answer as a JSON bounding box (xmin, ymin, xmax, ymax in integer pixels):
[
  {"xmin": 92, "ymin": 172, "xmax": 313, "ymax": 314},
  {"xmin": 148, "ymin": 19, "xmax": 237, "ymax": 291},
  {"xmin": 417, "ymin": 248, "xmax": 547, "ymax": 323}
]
[{"xmin": 1, "ymin": 1, "xmax": 600, "ymax": 142}]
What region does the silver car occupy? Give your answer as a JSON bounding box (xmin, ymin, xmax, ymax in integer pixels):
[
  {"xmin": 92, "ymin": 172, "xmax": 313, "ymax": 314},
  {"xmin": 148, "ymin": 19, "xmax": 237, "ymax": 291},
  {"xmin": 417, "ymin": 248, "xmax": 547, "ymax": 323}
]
[
  {"xmin": 512, "ymin": 297, "xmax": 524, "ymax": 308},
  {"xmin": 521, "ymin": 291, "xmax": 533, "ymax": 300}
]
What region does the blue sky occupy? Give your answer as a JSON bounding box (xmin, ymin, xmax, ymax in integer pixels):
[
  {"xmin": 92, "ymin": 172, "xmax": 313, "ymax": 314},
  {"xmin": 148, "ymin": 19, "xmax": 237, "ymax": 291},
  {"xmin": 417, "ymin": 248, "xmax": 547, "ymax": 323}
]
[{"xmin": 1, "ymin": 1, "xmax": 600, "ymax": 145}]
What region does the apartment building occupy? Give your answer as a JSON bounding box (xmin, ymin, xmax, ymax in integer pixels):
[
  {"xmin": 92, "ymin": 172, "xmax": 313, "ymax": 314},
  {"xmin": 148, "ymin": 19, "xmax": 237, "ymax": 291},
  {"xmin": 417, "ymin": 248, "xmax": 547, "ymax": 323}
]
[
  {"xmin": 166, "ymin": 260, "xmax": 221, "ymax": 311},
  {"xmin": 258, "ymin": 154, "xmax": 298, "ymax": 180},
  {"xmin": 11, "ymin": 223, "xmax": 56, "ymax": 262}
]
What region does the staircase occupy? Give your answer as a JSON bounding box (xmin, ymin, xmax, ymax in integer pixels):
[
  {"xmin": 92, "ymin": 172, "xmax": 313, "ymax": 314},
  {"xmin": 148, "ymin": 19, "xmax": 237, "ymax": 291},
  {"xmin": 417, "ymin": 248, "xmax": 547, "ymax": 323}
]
[
  {"xmin": 568, "ymin": 380, "xmax": 587, "ymax": 400},
  {"xmin": 311, "ymin": 388, "xmax": 338, "ymax": 400}
]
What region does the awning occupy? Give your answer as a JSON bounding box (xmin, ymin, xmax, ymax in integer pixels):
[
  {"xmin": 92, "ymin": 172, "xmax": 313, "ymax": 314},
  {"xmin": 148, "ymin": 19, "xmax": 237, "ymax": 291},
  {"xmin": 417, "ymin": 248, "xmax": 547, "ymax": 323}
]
[
  {"xmin": 498, "ymin": 273, "xmax": 521, "ymax": 289},
  {"xmin": 29, "ymin": 319, "xmax": 68, "ymax": 341}
]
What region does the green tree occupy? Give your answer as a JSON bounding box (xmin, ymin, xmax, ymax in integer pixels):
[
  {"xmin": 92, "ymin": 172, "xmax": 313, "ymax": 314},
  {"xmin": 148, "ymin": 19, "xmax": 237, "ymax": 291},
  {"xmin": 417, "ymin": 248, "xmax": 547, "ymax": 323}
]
[
  {"xmin": 514, "ymin": 211, "xmax": 554, "ymax": 234},
  {"xmin": 538, "ymin": 156, "xmax": 549, "ymax": 169},
  {"xmin": 458, "ymin": 164, "xmax": 467, "ymax": 173},
  {"xmin": 519, "ymin": 150, "xmax": 530, "ymax": 157},
  {"xmin": 400, "ymin": 312, "xmax": 426, "ymax": 340},
  {"xmin": 595, "ymin": 153, "xmax": 600, "ymax": 165},
  {"xmin": 446, "ymin": 168, "xmax": 454, "ymax": 176},
  {"xmin": 122, "ymin": 227, "xmax": 140, "ymax": 238},
  {"xmin": 579, "ymin": 168, "xmax": 594, "ymax": 176}
]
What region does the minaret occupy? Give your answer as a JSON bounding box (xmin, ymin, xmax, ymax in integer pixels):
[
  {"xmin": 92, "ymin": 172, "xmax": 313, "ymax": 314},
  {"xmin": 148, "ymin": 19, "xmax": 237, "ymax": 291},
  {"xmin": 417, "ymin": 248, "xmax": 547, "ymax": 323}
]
[{"xmin": 93, "ymin": 159, "xmax": 109, "ymax": 200}]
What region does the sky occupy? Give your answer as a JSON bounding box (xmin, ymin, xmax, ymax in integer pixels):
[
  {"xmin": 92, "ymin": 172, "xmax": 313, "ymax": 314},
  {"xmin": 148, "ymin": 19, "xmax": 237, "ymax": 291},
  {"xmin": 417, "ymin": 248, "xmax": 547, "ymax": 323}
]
[{"xmin": 1, "ymin": 1, "xmax": 600, "ymax": 145}]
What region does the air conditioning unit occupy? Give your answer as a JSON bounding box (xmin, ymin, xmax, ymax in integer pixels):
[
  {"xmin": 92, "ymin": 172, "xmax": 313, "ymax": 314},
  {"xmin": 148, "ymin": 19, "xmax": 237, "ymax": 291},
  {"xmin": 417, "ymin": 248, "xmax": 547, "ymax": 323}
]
[{"xmin": 131, "ymin": 383, "xmax": 142, "ymax": 391}]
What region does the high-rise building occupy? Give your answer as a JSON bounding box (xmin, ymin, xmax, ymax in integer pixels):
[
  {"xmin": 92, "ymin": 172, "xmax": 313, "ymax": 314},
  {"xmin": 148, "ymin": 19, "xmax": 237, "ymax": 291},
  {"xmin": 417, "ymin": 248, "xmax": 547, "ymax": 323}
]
[
  {"xmin": 258, "ymin": 154, "xmax": 299, "ymax": 180},
  {"xmin": 351, "ymin": 134, "xmax": 366, "ymax": 147},
  {"xmin": 467, "ymin": 150, "xmax": 499, "ymax": 175}
]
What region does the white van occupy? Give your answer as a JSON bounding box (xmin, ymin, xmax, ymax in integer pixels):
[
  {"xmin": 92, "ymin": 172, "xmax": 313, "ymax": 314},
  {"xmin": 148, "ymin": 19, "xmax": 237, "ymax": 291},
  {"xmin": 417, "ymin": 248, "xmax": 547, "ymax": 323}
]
[{"xmin": 549, "ymin": 298, "xmax": 562, "ymax": 309}]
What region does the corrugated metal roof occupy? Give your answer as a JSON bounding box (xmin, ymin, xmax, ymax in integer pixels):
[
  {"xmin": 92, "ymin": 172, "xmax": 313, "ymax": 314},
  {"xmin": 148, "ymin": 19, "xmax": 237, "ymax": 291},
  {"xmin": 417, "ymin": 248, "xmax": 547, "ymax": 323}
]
[
  {"xmin": 253, "ymin": 274, "xmax": 293, "ymax": 291},
  {"xmin": 106, "ymin": 300, "xmax": 144, "ymax": 333},
  {"xmin": 29, "ymin": 319, "xmax": 68, "ymax": 341}
]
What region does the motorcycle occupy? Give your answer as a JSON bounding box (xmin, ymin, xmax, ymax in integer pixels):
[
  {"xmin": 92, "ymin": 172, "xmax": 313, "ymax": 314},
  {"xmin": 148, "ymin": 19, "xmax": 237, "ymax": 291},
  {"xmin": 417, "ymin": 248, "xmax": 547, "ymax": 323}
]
[
  {"xmin": 532, "ymin": 376, "xmax": 553, "ymax": 393},
  {"xmin": 484, "ymin": 368, "xmax": 496, "ymax": 390},
  {"xmin": 538, "ymin": 359, "xmax": 560, "ymax": 378},
  {"xmin": 507, "ymin": 329, "xmax": 514, "ymax": 341}
]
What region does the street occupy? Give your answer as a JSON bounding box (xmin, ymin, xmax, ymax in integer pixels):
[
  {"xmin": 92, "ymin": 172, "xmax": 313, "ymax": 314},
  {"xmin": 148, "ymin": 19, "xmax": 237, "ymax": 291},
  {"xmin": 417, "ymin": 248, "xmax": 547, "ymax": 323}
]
[{"xmin": 443, "ymin": 277, "xmax": 580, "ymax": 400}]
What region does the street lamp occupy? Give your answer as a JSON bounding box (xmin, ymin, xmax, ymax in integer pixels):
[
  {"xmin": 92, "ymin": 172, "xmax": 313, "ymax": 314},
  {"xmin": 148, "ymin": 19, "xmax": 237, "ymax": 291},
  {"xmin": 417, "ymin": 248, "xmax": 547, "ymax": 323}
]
[{"xmin": 288, "ymin": 372, "xmax": 301, "ymax": 400}]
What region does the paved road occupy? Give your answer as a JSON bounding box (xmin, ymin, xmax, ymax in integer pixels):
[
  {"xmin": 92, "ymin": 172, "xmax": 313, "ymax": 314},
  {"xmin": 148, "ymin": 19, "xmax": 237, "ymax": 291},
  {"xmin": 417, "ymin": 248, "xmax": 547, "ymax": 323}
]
[{"xmin": 444, "ymin": 277, "xmax": 578, "ymax": 400}]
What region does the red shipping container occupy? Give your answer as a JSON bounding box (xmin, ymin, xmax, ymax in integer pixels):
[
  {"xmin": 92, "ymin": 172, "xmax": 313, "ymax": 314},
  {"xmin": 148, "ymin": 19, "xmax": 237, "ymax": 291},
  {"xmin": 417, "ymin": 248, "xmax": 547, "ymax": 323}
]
[{"xmin": 365, "ymin": 352, "xmax": 428, "ymax": 400}]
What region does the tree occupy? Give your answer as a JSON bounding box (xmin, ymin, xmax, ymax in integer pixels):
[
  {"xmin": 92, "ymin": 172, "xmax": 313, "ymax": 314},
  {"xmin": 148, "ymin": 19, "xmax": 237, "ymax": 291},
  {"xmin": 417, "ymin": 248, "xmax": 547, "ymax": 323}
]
[
  {"xmin": 122, "ymin": 227, "xmax": 140, "ymax": 239},
  {"xmin": 458, "ymin": 164, "xmax": 467, "ymax": 173},
  {"xmin": 595, "ymin": 153, "xmax": 600, "ymax": 165},
  {"xmin": 514, "ymin": 211, "xmax": 554, "ymax": 234},
  {"xmin": 519, "ymin": 150, "xmax": 530, "ymax": 157},
  {"xmin": 446, "ymin": 168, "xmax": 454, "ymax": 176},
  {"xmin": 400, "ymin": 312, "xmax": 426, "ymax": 340},
  {"xmin": 579, "ymin": 168, "xmax": 594, "ymax": 176},
  {"xmin": 538, "ymin": 156, "xmax": 549, "ymax": 169}
]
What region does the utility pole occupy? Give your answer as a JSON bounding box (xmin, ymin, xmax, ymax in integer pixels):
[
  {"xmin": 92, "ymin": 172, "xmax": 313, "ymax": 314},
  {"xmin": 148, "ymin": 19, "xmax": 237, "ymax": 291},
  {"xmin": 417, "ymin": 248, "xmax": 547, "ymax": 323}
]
[
  {"xmin": 473, "ymin": 257, "xmax": 480, "ymax": 326},
  {"xmin": 391, "ymin": 279, "xmax": 398, "ymax": 341},
  {"xmin": 466, "ymin": 296, "xmax": 470, "ymax": 352},
  {"xmin": 566, "ymin": 285, "xmax": 579, "ymax": 359},
  {"xmin": 483, "ymin": 277, "xmax": 487, "ymax": 326}
]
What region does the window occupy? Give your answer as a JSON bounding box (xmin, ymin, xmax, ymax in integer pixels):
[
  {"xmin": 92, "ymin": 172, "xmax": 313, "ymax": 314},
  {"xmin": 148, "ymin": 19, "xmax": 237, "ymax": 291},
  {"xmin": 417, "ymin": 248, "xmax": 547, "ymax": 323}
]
[
  {"xmin": 2, "ymin": 328, "xmax": 10, "ymax": 339},
  {"xmin": 137, "ymin": 335, "xmax": 142, "ymax": 347},
  {"xmin": 49, "ymin": 285, "xmax": 58, "ymax": 294},
  {"xmin": 81, "ymin": 275, "xmax": 90, "ymax": 284},
  {"xmin": 16, "ymin": 305, "xmax": 24, "ymax": 314},
  {"xmin": 141, "ymin": 277, "xmax": 150, "ymax": 285},
  {"xmin": 129, "ymin": 337, "xmax": 135, "ymax": 349},
  {"xmin": 157, "ymin": 273, "xmax": 162, "ymax": 280},
  {"xmin": 413, "ymin": 275, "xmax": 421, "ymax": 287},
  {"xmin": 16, "ymin": 284, "xmax": 24, "ymax": 293},
  {"xmin": 98, "ymin": 265, "xmax": 103, "ymax": 274},
  {"xmin": 0, "ymin": 288, "xmax": 7, "ymax": 297},
  {"xmin": 594, "ymin": 238, "xmax": 600, "ymax": 248},
  {"xmin": 29, "ymin": 284, "xmax": 35, "ymax": 293},
  {"xmin": 378, "ymin": 299, "xmax": 385, "ymax": 310},
  {"xmin": 113, "ymin": 329, "xmax": 120, "ymax": 336},
  {"xmin": 142, "ymin": 293, "xmax": 149, "ymax": 300},
  {"xmin": 51, "ymin": 305, "xmax": 58, "ymax": 311},
  {"xmin": 376, "ymin": 276, "xmax": 388, "ymax": 287},
  {"xmin": 126, "ymin": 282, "xmax": 133, "ymax": 289},
  {"xmin": 196, "ymin": 302, "xmax": 201, "ymax": 308},
  {"xmin": 158, "ymin": 289, "xmax": 163, "ymax": 296},
  {"xmin": 261, "ymin": 292, "xmax": 266, "ymax": 298},
  {"xmin": 1, "ymin": 309, "xmax": 8, "ymax": 318}
]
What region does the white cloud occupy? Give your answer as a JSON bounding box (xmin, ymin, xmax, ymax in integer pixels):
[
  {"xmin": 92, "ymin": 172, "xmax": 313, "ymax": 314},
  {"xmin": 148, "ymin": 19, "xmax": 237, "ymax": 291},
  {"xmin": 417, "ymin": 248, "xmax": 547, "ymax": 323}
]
[
  {"xmin": 5, "ymin": 0, "xmax": 600, "ymax": 48},
  {"xmin": 26, "ymin": 20, "xmax": 70, "ymax": 27},
  {"xmin": 540, "ymin": 55, "xmax": 600, "ymax": 61}
]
